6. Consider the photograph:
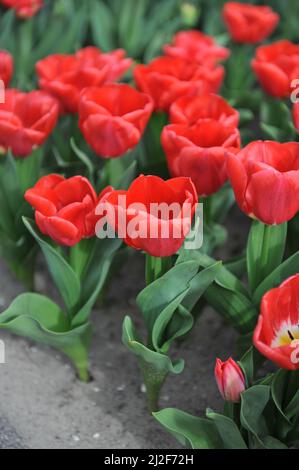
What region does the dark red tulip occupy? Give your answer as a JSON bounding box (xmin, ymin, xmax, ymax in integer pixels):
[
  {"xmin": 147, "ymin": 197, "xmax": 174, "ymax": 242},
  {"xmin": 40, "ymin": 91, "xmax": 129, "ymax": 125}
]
[
  {"xmin": 0, "ymin": 50, "xmax": 13, "ymax": 87},
  {"xmin": 164, "ymin": 30, "xmax": 230, "ymax": 67},
  {"xmin": 0, "ymin": 0, "xmax": 43, "ymax": 17},
  {"xmin": 227, "ymin": 140, "xmax": 299, "ymax": 224},
  {"xmin": 25, "ymin": 174, "xmax": 102, "ymax": 246},
  {"xmin": 134, "ymin": 56, "xmax": 224, "ymax": 112},
  {"xmin": 79, "ymin": 83, "xmax": 153, "ymax": 158},
  {"xmin": 223, "ymin": 2, "xmax": 279, "ymax": 44},
  {"xmin": 36, "ymin": 47, "xmax": 132, "ymax": 113},
  {"xmin": 170, "ymin": 93, "xmax": 239, "ymax": 128},
  {"xmin": 162, "ymin": 120, "xmax": 240, "ymax": 196},
  {"xmin": 98, "ymin": 175, "xmax": 198, "ymax": 257},
  {"xmin": 252, "ymin": 40, "xmax": 299, "ymax": 98},
  {"xmin": 0, "ymin": 89, "xmax": 59, "ymax": 157}
]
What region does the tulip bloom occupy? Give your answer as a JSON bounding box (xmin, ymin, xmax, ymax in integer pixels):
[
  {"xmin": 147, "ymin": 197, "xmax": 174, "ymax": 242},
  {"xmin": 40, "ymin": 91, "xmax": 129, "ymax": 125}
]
[
  {"xmin": 134, "ymin": 56, "xmax": 224, "ymax": 112},
  {"xmin": 164, "ymin": 30, "xmax": 230, "ymax": 67},
  {"xmin": 97, "ymin": 175, "xmax": 198, "ymax": 257},
  {"xmin": 254, "ymin": 274, "xmax": 299, "ymax": 370},
  {"xmin": 25, "ymin": 174, "xmax": 103, "ymax": 246},
  {"xmin": 215, "ymin": 358, "xmax": 245, "ymax": 402},
  {"xmin": 0, "ymin": 50, "xmax": 13, "ymax": 87},
  {"xmin": 170, "ymin": 93, "xmax": 239, "ymax": 128},
  {"xmin": 223, "ymin": 2, "xmax": 279, "ymax": 44},
  {"xmin": 0, "ymin": 0, "xmax": 43, "ymax": 17},
  {"xmin": 252, "ymin": 40, "xmax": 299, "ymax": 98},
  {"xmin": 227, "ymin": 141, "xmax": 299, "ymax": 225},
  {"xmin": 162, "ymin": 121, "xmax": 240, "ymax": 196},
  {"xmin": 0, "ymin": 89, "xmax": 59, "ymax": 157},
  {"xmin": 36, "ymin": 47, "xmax": 132, "ymax": 113},
  {"xmin": 79, "ymin": 84, "xmax": 153, "ymax": 158}
]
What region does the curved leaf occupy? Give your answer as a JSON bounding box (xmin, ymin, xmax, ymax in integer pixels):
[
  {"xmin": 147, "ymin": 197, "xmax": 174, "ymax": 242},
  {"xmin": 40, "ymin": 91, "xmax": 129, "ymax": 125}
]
[
  {"xmin": 122, "ymin": 316, "xmax": 184, "ymax": 376},
  {"xmin": 23, "ymin": 217, "xmax": 81, "ymax": 315},
  {"xmin": 153, "ymin": 408, "xmax": 222, "ymax": 449},
  {"xmin": 206, "ymin": 409, "xmax": 247, "ymax": 449}
]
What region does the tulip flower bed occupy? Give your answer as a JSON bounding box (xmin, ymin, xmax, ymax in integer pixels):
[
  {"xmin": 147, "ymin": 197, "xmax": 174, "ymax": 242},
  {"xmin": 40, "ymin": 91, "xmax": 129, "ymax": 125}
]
[{"xmin": 1, "ymin": 0, "xmax": 299, "ymax": 450}]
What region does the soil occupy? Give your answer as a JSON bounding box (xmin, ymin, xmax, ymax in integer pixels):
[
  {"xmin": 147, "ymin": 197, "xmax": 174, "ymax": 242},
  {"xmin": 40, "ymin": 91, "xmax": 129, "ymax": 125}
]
[{"xmin": 0, "ymin": 208, "xmax": 246, "ymax": 449}]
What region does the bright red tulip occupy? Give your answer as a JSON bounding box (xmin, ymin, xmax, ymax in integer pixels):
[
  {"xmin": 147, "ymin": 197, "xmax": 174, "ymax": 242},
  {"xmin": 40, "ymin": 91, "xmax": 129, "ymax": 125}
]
[
  {"xmin": 0, "ymin": 50, "xmax": 13, "ymax": 87},
  {"xmin": 25, "ymin": 174, "xmax": 104, "ymax": 246},
  {"xmin": 0, "ymin": 0, "xmax": 43, "ymax": 17},
  {"xmin": 36, "ymin": 47, "xmax": 132, "ymax": 113},
  {"xmin": 254, "ymin": 274, "xmax": 299, "ymax": 370},
  {"xmin": 215, "ymin": 358, "xmax": 245, "ymax": 402},
  {"xmin": 227, "ymin": 141, "xmax": 299, "ymax": 225},
  {"xmin": 164, "ymin": 30, "xmax": 230, "ymax": 67},
  {"xmin": 134, "ymin": 56, "xmax": 224, "ymax": 112},
  {"xmin": 79, "ymin": 83, "xmax": 153, "ymax": 158},
  {"xmin": 170, "ymin": 93, "xmax": 239, "ymax": 128},
  {"xmin": 252, "ymin": 40, "xmax": 299, "ymax": 98},
  {"xmin": 162, "ymin": 120, "xmax": 240, "ymax": 196},
  {"xmin": 223, "ymin": 2, "xmax": 279, "ymax": 44},
  {"xmin": 0, "ymin": 89, "xmax": 59, "ymax": 157},
  {"xmin": 97, "ymin": 175, "xmax": 198, "ymax": 257}
]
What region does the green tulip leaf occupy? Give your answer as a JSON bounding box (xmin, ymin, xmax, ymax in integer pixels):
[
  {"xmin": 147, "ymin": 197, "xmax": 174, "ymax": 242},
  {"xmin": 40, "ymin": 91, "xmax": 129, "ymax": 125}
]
[
  {"xmin": 271, "ymin": 369, "xmax": 293, "ymax": 432},
  {"xmin": 0, "ymin": 293, "xmax": 91, "ymax": 380},
  {"xmin": 153, "ymin": 408, "xmax": 223, "ymax": 449},
  {"xmin": 253, "ymin": 250, "xmax": 299, "ymax": 305},
  {"xmin": 178, "ymin": 250, "xmax": 257, "ymax": 333},
  {"xmin": 122, "ymin": 316, "xmax": 184, "ymax": 376},
  {"xmin": 240, "ymin": 385, "xmax": 270, "ymax": 444},
  {"xmin": 72, "ymin": 237, "xmax": 122, "ymax": 327},
  {"xmin": 247, "ymin": 221, "xmax": 287, "ymax": 294},
  {"xmin": 23, "ymin": 217, "xmax": 81, "ymax": 315},
  {"xmin": 206, "ymin": 409, "xmax": 247, "ymax": 449},
  {"xmin": 259, "ymin": 436, "xmax": 288, "ymax": 449},
  {"xmin": 238, "ymin": 346, "xmax": 264, "ymax": 386},
  {"xmin": 137, "ymin": 260, "xmax": 199, "ymax": 340}
]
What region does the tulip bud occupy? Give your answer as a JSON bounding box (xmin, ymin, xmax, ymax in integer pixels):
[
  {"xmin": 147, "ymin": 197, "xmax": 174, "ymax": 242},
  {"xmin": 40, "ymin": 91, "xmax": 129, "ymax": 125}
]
[
  {"xmin": 180, "ymin": 3, "xmax": 200, "ymax": 27},
  {"xmin": 215, "ymin": 358, "xmax": 245, "ymax": 403}
]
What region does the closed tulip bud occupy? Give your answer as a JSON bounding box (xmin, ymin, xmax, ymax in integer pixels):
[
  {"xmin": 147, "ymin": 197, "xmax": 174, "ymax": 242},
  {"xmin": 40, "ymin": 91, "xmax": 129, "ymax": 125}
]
[
  {"xmin": 180, "ymin": 3, "xmax": 200, "ymax": 27},
  {"xmin": 215, "ymin": 358, "xmax": 245, "ymax": 403}
]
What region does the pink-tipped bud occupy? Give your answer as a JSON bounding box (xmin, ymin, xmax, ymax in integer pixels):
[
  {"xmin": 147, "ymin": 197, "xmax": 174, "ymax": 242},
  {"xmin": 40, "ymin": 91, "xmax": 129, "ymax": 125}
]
[{"xmin": 215, "ymin": 357, "xmax": 245, "ymax": 403}]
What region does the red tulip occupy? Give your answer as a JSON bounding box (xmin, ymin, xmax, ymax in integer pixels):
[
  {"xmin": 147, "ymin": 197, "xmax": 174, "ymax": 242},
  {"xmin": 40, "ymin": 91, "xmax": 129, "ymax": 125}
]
[
  {"xmin": 134, "ymin": 56, "xmax": 224, "ymax": 112},
  {"xmin": 25, "ymin": 174, "xmax": 103, "ymax": 246},
  {"xmin": 215, "ymin": 358, "xmax": 245, "ymax": 402},
  {"xmin": 0, "ymin": 0, "xmax": 43, "ymax": 17},
  {"xmin": 162, "ymin": 120, "xmax": 240, "ymax": 196},
  {"xmin": 97, "ymin": 175, "xmax": 198, "ymax": 257},
  {"xmin": 164, "ymin": 30, "xmax": 230, "ymax": 67},
  {"xmin": 0, "ymin": 89, "xmax": 59, "ymax": 157},
  {"xmin": 227, "ymin": 141, "xmax": 299, "ymax": 225},
  {"xmin": 0, "ymin": 50, "xmax": 13, "ymax": 87},
  {"xmin": 252, "ymin": 40, "xmax": 299, "ymax": 98},
  {"xmin": 254, "ymin": 274, "xmax": 299, "ymax": 370},
  {"xmin": 36, "ymin": 47, "xmax": 132, "ymax": 113},
  {"xmin": 223, "ymin": 2, "xmax": 279, "ymax": 44},
  {"xmin": 170, "ymin": 93, "xmax": 239, "ymax": 128},
  {"xmin": 79, "ymin": 83, "xmax": 153, "ymax": 158}
]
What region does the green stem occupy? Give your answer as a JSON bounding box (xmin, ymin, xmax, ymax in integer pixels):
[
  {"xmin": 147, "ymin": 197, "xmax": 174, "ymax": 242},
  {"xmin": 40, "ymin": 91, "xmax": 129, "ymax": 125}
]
[
  {"xmin": 145, "ymin": 254, "xmax": 173, "ymax": 286},
  {"xmin": 203, "ymin": 196, "xmax": 212, "ymax": 227},
  {"xmin": 140, "ymin": 360, "xmax": 167, "ymax": 413},
  {"xmin": 67, "ymin": 345, "xmax": 91, "ymax": 383}
]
